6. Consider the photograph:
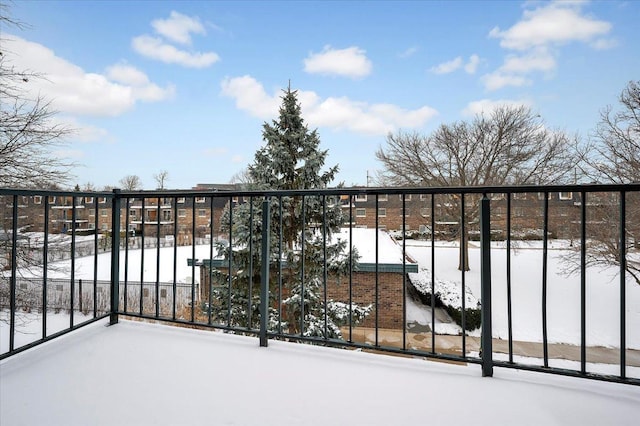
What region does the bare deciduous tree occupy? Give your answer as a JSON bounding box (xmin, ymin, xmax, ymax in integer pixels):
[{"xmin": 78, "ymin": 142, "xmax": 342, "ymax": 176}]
[
  {"xmin": 119, "ymin": 175, "xmax": 142, "ymax": 191},
  {"xmin": 580, "ymin": 80, "xmax": 640, "ymax": 184},
  {"xmin": 376, "ymin": 105, "xmax": 577, "ymax": 270},
  {"xmin": 568, "ymin": 81, "xmax": 640, "ymax": 285},
  {"xmin": 1, "ymin": 7, "xmax": 74, "ymax": 188},
  {"xmin": 153, "ymin": 170, "xmax": 169, "ymax": 189},
  {"xmin": 1, "ymin": 6, "xmax": 75, "ymax": 323}
]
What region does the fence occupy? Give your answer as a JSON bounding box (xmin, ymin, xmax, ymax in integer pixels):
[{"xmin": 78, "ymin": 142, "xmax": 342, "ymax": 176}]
[{"xmin": 1, "ymin": 185, "xmax": 639, "ymax": 386}]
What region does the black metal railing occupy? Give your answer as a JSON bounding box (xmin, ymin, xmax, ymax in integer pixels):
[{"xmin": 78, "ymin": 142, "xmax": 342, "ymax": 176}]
[{"xmin": 1, "ymin": 184, "xmax": 639, "ymax": 386}]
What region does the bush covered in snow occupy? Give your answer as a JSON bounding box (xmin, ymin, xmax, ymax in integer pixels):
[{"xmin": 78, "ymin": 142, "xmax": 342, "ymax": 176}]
[{"xmin": 408, "ymin": 268, "xmax": 481, "ymax": 331}]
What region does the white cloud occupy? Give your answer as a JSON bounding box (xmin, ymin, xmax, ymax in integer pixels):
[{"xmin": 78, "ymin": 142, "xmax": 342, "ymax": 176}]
[
  {"xmin": 4, "ymin": 35, "xmax": 173, "ymax": 117},
  {"xmin": 202, "ymin": 147, "xmax": 229, "ymax": 157},
  {"xmin": 489, "ymin": 2, "xmax": 611, "ymax": 51},
  {"xmin": 464, "ymin": 54, "xmax": 481, "ymax": 74},
  {"xmin": 303, "ymin": 46, "xmax": 372, "ymax": 78},
  {"xmin": 151, "ymin": 11, "xmax": 206, "ymax": 45},
  {"xmin": 430, "ymin": 57, "xmax": 463, "ymax": 74},
  {"xmin": 590, "ymin": 38, "xmax": 618, "ymax": 50},
  {"xmin": 221, "ymin": 76, "xmax": 438, "ymax": 136},
  {"xmin": 481, "ymin": 72, "xmax": 531, "ymax": 91},
  {"xmin": 398, "ymin": 46, "xmax": 419, "ymax": 58},
  {"xmin": 132, "ymin": 35, "xmax": 219, "ymax": 68},
  {"xmin": 500, "ymin": 49, "xmax": 556, "ymax": 74},
  {"xmin": 483, "ymin": 2, "xmax": 612, "ymax": 91},
  {"xmin": 462, "ymin": 98, "xmax": 532, "ymax": 117},
  {"xmin": 431, "ymin": 54, "xmax": 480, "ymax": 75}
]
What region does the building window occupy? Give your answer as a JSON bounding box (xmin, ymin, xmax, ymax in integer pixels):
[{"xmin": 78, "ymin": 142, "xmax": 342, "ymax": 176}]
[
  {"xmin": 101, "ymin": 223, "xmax": 108, "ymax": 231},
  {"xmin": 177, "ymin": 197, "xmax": 186, "ymax": 204},
  {"xmin": 85, "ymin": 197, "xmax": 94, "ymax": 204},
  {"xmin": 378, "ymin": 208, "xmax": 386, "ymax": 217},
  {"xmin": 129, "ymin": 210, "xmax": 136, "ymax": 218},
  {"xmin": 48, "ymin": 196, "xmax": 56, "ymax": 204},
  {"xmin": 513, "ymin": 193, "xmax": 527, "ymax": 200},
  {"xmin": 537, "ymin": 192, "xmax": 552, "ymax": 200},
  {"xmin": 490, "ymin": 193, "xmax": 505, "ymax": 200},
  {"xmin": 178, "ymin": 209, "xmax": 187, "ymax": 218},
  {"xmin": 160, "ymin": 289, "xmax": 167, "ymax": 298},
  {"xmin": 34, "ymin": 195, "xmax": 42, "ymax": 204},
  {"xmin": 99, "ymin": 197, "xmax": 107, "ymax": 204},
  {"xmin": 88, "ymin": 223, "xmax": 95, "ymax": 230},
  {"xmin": 232, "ymin": 196, "xmax": 239, "ymax": 203},
  {"xmin": 195, "ymin": 197, "xmax": 206, "ymax": 204},
  {"xmin": 100, "ymin": 209, "xmax": 108, "ymax": 217},
  {"xmin": 88, "ymin": 209, "xmax": 95, "ymax": 217},
  {"xmin": 399, "ymin": 194, "xmax": 412, "ymax": 201},
  {"xmin": 559, "ymin": 192, "xmax": 573, "ymax": 200},
  {"xmin": 198, "ymin": 209, "xmax": 207, "ymax": 217},
  {"xmin": 355, "ymin": 208, "xmax": 366, "ymax": 217},
  {"xmin": 420, "ymin": 208, "xmax": 429, "ymax": 218},
  {"xmin": 378, "ymin": 194, "xmax": 388, "ymax": 202},
  {"xmin": 355, "ymin": 194, "xmax": 367, "ymax": 202},
  {"xmin": 162, "ymin": 210, "xmax": 172, "ymax": 221},
  {"xmin": 420, "ymin": 194, "xmax": 428, "ymax": 201}
]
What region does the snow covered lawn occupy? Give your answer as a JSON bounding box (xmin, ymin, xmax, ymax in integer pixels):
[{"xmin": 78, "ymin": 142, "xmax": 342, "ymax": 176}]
[
  {"xmin": 405, "ymin": 240, "xmax": 640, "ymax": 349},
  {"xmin": 1, "ymin": 319, "xmax": 639, "ymax": 426}
]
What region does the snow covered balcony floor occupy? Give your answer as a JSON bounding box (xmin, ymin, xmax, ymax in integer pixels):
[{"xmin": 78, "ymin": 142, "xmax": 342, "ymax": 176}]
[{"xmin": 2, "ymin": 319, "xmax": 639, "ymax": 426}]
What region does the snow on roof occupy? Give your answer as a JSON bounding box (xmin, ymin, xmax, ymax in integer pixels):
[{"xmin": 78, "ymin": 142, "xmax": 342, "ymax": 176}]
[{"xmin": 336, "ymin": 228, "xmax": 416, "ymax": 265}]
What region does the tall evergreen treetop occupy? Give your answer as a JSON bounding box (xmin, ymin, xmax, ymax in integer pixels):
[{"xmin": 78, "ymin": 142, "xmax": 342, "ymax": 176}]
[
  {"xmin": 249, "ymin": 87, "xmax": 338, "ymax": 191},
  {"xmin": 211, "ymin": 86, "xmax": 370, "ymax": 339}
]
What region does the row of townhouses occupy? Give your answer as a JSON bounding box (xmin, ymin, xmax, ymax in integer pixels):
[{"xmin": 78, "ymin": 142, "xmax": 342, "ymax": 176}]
[{"xmin": 0, "ymin": 184, "xmax": 628, "ymax": 243}]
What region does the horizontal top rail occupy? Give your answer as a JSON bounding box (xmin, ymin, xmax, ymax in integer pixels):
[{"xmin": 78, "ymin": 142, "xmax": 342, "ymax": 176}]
[{"xmin": 4, "ymin": 182, "xmax": 637, "ymax": 199}]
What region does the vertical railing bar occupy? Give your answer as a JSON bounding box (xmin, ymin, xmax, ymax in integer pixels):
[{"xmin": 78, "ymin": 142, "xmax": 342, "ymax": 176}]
[
  {"xmin": 431, "ymin": 193, "xmax": 436, "ymax": 354},
  {"xmin": 92, "ymin": 197, "xmax": 98, "ymax": 317},
  {"xmin": 155, "ymin": 198, "xmax": 161, "ymax": 318},
  {"xmin": 348, "ymin": 195, "xmax": 353, "ymax": 343},
  {"xmin": 580, "ymin": 191, "xmax": 587, "ymax": 374},
  {"xmin": 620, "ymin": 190, "xmax": 627, "ymax": 380},
  {"xmin": 109, "ymin": 189, "xmax": 121, "ymax": 325},
  {"xmin": 278, "ymin": 196, "xmax": 283, "ymax": 335},
  {"xmin": 480, "ymin": 193, "xmax": 493, "ymax": 377},
  {"xmin": 123, "ymin": 198, "xmax": 130, "ymax": 313},
  {"xmin": 70, "ymin": 198, "xmax": 76, "ymax": 327},
  {"xmin": 323, "ymin": 195, "xmax": 328, "ymax": 340},
  {"xmin": 9, "ymin": 194, "xmax": 18, "ymax": 352},
  {"xmin": 248, "ymin": 197, "xmax": 254, "ymax": 329},
  {"xmin": 460, "ymin": 193, "xmax": 466, "ymax": 356},
  {"xmin": 375, "ymin": 194, "xmax": 379, "ymax": 347},
  {"xmin": 172, "ymin": 196, "xmax": 178, "ymax": 321},
  {"xmin": 402, "ymin": 193, "xmax": 407, "ymax": 351},
  {"xmin": 506, "ymin": 193, "xmax": 513, "ymax": 363},
  {"xmin": 42, "ymin": 196, "xmax": 49, "ymax": 338},
  {"xmin": 78, "ymin": 279, "xmax": 83, "ymax": 317},
  {"xmin": 208, "ymin": 196, "xmax": 214, "ymax": 326},
  {"xmin": 300, "ymin": 195, "xmax": 306, "ymax": 337},
  {"xmin": 191, "ymin": 197, "xmax": 196, "ymax": 323},
  {"xmin": 542, "ymin": 192, "xmax": 549, "ymax": 368},
  {"xmin": 139, "ymin": 197, "xmax": 145, "ymax": 316},
  {"xmin": 259, "ymin": 198, "xmax": 271, "ymax": 347},
  {"xmin": 227, "ymin": 198, "xmax": 233, "ymax": 327}
]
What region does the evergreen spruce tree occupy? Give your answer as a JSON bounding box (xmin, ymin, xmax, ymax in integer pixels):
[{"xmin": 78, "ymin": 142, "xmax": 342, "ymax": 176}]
[{"xmin": 210, "ymin": 86, "xmax": 370, "ymax": 338}]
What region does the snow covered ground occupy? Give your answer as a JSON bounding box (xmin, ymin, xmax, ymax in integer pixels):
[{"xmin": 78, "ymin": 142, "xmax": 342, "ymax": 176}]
[
  {"xmin": 5, "ymin": 233, "xmax": 639, "ymax": 352},
  {"xmin": 2, "ymin": 319, "xmax": 639, "ymax": 426},
  {"xmin": 405, "ymin": 239, "xmax": 640, "ymax": 350}
]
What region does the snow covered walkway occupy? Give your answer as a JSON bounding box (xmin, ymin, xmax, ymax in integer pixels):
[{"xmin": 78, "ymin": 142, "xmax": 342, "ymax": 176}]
[{"xmin": 1, "ymin": 319, "xmax": 639, "ymax": 426}]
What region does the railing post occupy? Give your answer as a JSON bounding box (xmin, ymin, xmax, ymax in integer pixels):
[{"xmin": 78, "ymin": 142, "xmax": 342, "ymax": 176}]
[
  {"xmin": 259, "ymin": 198, "xmax": 271, "ymax": 347},
  {"xmin": 480, "ymin": 193, "xmax": 493, "ymax": 377},
  {"xmin": 110, "ymin": 189, "xmax": 122, "ymax": 325}
]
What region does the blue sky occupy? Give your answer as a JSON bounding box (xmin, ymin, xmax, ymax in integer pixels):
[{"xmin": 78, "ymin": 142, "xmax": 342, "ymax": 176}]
[{"xmin": 4, "ymin": 0, "xmax": 639, "ymax": 189}]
